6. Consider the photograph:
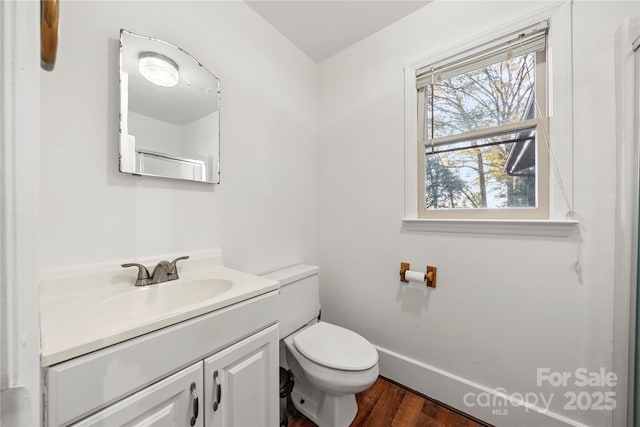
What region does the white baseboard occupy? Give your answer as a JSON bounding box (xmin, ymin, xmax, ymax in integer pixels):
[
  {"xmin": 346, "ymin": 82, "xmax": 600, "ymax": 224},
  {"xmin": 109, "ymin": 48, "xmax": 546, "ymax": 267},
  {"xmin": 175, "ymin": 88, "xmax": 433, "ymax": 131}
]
[{"xmin": 375, "ymin": 345, "xmax": 587, "ymax": 427}]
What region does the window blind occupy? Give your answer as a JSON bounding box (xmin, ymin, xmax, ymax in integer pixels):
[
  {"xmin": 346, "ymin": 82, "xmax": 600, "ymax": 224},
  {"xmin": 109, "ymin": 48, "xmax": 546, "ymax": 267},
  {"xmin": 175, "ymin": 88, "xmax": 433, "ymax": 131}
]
[{"xmin": 416, "ymin": 21, "xmax": 549, "ymax": 89}]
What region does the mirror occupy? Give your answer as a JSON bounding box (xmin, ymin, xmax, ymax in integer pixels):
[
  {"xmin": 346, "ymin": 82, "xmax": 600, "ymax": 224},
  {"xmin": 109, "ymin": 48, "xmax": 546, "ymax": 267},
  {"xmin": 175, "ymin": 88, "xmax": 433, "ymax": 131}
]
[{"xmin": 119, "ymin": 30, "xmax": 220, "ymax": 183}]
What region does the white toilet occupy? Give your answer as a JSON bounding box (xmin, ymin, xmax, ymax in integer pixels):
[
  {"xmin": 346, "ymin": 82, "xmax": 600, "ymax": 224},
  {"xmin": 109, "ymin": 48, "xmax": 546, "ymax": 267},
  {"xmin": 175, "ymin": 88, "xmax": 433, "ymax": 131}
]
[{"xmin": 264, "ymin": 265, "xmax": 379, "ymax": 427}]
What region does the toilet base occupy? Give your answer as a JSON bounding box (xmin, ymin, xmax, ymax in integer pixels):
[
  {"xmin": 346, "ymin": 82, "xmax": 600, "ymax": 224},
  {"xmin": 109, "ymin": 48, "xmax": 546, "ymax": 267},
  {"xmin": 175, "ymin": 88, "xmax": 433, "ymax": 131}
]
[
  {"xmin": 282, "ymin": 322, "xmax": 378, "ymax": 427},
  {"xmin": 291, "ymin": 386, "xmax": 358, "ymax": 427}
]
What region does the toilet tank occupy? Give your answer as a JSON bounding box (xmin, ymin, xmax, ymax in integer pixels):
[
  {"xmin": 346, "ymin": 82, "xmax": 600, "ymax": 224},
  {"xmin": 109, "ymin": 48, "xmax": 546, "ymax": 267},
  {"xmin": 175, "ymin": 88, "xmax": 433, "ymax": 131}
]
[{"xmin": 263, "ymin": 264, "xmax": 320, "ymax": 339}]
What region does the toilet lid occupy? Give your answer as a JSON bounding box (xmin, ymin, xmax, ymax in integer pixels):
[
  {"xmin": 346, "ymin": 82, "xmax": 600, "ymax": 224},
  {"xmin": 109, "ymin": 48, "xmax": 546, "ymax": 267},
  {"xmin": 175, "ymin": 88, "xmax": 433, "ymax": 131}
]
[{"xmin": 293, "ymin": 322, "xmax": 378, "ymax": 371}]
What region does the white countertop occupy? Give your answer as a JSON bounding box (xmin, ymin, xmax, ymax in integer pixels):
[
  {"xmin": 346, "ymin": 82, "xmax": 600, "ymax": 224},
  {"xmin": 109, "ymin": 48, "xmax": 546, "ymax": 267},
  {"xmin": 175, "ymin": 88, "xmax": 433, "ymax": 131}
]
[{"xmin": 40, "ymin": 252, "xmax": 279, "ymax": 366}]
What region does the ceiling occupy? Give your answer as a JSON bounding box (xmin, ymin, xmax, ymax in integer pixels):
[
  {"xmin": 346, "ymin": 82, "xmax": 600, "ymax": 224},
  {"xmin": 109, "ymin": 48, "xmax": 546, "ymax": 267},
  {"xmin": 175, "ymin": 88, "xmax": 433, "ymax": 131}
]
[{"xmin": 245, "ymin": 1, "xmax": 431, "ymax": 63}]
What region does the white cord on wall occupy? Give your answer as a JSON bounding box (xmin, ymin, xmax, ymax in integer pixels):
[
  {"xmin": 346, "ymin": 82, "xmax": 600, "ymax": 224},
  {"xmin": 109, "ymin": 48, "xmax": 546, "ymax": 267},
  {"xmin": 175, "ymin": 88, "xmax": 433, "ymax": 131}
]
[{"xmin": 518, "ymin": 0, "xmax": 582, "ymax": 276}]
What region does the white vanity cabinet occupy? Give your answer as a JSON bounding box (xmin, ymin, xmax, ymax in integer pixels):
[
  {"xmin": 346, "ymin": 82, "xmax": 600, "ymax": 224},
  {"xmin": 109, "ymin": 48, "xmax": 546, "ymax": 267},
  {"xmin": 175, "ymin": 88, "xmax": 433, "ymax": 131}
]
[
  {"xmin": 69, "ymin": 325, "xmax": 279, "ymax": 427},
  {"xmin": 43, "ymin": 291, "xmax": 279, "ymax": 427},
  {"xmin": 70, "ymin": 362, "xmax": 204, "ymax": 427},
  {"xmin": 204, "ymin": 325, "xmax": 279, "ymax": 427}
]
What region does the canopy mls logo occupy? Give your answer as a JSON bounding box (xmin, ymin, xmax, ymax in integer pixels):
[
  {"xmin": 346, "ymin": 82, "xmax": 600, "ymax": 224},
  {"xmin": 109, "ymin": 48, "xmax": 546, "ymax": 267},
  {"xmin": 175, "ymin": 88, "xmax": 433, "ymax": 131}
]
[
  {"xmin": 463, "ymin": 388, "xmax": 553, "ymax": 416},
  {"xmin": 462, "ymin": 368, "xmax": 618, "ymax": 416}
]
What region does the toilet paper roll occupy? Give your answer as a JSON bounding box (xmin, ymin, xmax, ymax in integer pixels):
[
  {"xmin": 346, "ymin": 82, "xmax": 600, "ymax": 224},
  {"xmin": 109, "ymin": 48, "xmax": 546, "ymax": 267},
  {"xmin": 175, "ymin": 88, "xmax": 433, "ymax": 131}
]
[{"xmin": 405, "ymin": 270, "xmax": 425, "ymax": 283}]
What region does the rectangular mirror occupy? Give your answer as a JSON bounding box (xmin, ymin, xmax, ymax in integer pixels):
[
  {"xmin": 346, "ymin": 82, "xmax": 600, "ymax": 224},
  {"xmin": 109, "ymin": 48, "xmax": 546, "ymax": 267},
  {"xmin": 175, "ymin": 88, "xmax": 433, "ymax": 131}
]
[{"xmin": 119, "ymin": 29, "xmax": 220, "ymax": 183}]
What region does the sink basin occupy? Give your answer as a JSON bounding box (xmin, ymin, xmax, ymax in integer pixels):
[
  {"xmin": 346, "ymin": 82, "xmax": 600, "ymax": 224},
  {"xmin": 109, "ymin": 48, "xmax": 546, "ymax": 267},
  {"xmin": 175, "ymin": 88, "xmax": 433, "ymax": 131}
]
[
  {"xmin": 40, "ymin": 252, "xmax": 281, "ymax": 366},
  {"xmin": 95, "ymin": 278, "xmax": 233, "ymax": 319}
]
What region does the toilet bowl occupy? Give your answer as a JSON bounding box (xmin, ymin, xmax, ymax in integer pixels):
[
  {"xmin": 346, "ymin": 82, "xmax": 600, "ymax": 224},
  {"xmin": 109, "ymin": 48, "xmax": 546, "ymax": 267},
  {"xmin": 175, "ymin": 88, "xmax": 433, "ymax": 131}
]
[
  {"xmin": 262, "ymin": 264, "xmax": 379, "ymax": 427},
  {"xmin": 284, "ymin": 321, "xmax": 379, "ymax": 427}
]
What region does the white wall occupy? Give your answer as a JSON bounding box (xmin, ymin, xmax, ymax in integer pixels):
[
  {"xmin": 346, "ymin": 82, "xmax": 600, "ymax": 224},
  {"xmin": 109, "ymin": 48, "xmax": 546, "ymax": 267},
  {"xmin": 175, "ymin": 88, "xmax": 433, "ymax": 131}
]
[
  {"xmin": 181, "ymin": 111, "xmax": 220, "ymax": 180},
  {"xmin": 181, "ymin": 111, "xmax": 219, "ymax": 160},
  {"xmin": 128, "ymin": 111, "xmax": 181, "ymax": 154},
  {"xmin": 317, "ymin": 1, "xmax": 637, "ymax": 426},
  {"xmin": 40, "ymin": 1, "xmax": 317, "ymax": 274}
]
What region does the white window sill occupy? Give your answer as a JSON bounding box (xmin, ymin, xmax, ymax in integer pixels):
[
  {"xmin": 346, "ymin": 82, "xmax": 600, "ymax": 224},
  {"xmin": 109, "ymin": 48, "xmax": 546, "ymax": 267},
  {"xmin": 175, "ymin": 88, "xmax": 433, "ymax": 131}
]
[{"xmin": 402, "ymin": 218, "xmax": 579, "ymax": 237}]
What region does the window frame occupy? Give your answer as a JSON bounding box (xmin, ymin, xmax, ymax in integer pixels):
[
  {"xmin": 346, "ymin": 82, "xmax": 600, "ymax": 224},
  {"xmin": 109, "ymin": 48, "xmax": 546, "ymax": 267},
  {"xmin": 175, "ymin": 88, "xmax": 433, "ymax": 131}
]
[
  {"xmin": 417, "ymin": 48, "xmax": 549, "ymax": 219},
  {"xmin": 402, "ymin": 3, "xmax": 579, "ymax": 236},
  {"xmin": 415, "ymin": 31, "xmax": 549, "ymax": 220}
]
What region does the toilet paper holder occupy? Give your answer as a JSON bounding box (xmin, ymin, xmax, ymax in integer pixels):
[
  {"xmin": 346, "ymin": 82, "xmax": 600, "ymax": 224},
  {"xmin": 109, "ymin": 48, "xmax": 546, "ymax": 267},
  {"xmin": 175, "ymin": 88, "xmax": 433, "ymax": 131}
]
[{"xmin": 400, "ymin": 262, "xmax": 437, "ymax": 288}]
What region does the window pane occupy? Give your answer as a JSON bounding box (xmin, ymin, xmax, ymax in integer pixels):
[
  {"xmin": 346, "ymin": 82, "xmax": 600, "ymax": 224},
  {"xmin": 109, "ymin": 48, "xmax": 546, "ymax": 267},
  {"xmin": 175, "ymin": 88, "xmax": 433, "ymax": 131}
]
[
  {"xmin": 425, "ymin": 53, "xmax": 536, "ymax": 140},
  {"xmin": 424, "ymin": 132, "xmax": 536, "ymax": 210}
]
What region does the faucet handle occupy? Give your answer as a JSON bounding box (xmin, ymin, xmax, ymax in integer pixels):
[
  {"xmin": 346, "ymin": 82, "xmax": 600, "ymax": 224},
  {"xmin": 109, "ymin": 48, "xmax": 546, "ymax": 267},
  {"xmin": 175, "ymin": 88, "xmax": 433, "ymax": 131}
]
[
  {"xmin": 169, "ymin": 256, "xmax": 190, "ymax": 279},
  {"xmin": 121, "ymin": 263, "xmax": 151, "ymax": 286}
]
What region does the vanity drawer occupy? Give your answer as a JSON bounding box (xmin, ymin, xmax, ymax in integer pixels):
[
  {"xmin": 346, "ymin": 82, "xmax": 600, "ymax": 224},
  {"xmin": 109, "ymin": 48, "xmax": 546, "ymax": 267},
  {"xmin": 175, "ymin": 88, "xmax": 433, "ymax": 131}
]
[{"xmin": 45, "ymin": 290, "xmax": 278, "ymax": 427}]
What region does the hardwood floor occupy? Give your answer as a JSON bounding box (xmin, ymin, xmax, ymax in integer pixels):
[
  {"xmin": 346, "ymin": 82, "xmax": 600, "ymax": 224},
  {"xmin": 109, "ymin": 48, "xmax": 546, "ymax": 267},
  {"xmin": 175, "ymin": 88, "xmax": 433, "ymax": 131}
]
[{"xmin": 287, "ymin": 377, "xmax": 490, "ymax": 427}]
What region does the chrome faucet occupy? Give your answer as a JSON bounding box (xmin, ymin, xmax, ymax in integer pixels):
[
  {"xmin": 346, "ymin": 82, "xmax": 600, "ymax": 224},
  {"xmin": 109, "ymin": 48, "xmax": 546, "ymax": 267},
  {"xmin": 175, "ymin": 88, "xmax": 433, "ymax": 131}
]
[{"xmin": 122, "ymin": 256, "xmax": 190, "ymax": 286}]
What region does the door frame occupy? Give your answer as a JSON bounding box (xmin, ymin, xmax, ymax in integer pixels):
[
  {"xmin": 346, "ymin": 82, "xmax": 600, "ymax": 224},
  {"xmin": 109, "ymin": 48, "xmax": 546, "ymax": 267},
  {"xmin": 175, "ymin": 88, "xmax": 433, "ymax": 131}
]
[
  {"xmin": 614, "ymin": 17, "xmax": 640, "ymax": 427},
  {"xmin": 0, "ymin": 0, "xmax": 41, "ymax": 425}
]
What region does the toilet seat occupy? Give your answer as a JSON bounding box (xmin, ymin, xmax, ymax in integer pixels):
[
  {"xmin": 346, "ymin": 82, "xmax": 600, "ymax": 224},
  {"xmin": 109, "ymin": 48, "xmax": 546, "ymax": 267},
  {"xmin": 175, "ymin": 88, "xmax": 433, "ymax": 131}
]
[
  {"xmin": 284, "ymin": 332, "xmax": 379, "ymax": 395},
  {"xmin": 293, "ymin": 322, "xmax": 378, "ymax": 371}
]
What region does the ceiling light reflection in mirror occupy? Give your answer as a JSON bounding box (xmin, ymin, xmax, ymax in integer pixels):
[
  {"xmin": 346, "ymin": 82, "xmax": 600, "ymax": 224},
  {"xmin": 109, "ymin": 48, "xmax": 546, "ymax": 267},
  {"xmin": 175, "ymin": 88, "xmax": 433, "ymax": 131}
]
[{"xmin": 138, "ymin": 52, "xmax": 180, "ymax": 87}]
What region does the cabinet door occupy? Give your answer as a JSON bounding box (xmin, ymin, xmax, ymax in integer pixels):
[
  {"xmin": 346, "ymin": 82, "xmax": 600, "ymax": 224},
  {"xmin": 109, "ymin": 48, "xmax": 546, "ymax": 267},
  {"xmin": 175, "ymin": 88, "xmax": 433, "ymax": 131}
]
[
  {"xmin": 204, "ymin": 324, "xmax": 279, "ymax": 427},
  {"xmin": 71, "ymin": 362, "xmax": 203, "ymax": 427}
]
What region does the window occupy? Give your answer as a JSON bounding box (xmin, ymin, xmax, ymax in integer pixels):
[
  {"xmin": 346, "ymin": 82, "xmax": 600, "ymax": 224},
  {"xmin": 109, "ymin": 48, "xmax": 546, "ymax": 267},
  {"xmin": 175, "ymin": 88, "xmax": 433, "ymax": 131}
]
[{"xmin": 415, "ymin": 22, "xmax": 549, "ymax": 219}]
